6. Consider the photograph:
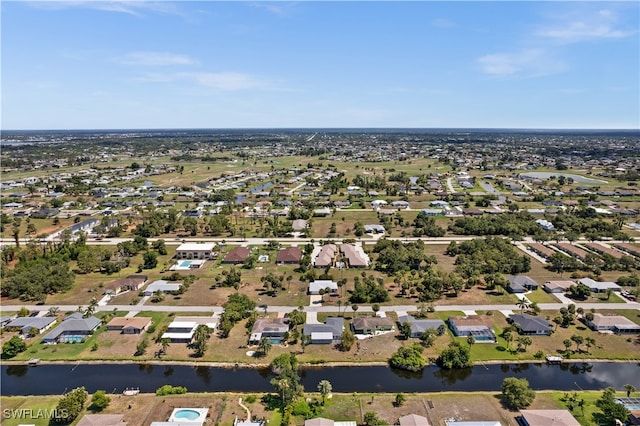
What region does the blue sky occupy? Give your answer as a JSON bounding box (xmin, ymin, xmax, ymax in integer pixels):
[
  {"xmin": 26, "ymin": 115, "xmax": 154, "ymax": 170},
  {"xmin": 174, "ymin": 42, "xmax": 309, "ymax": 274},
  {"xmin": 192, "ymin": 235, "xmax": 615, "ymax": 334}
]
[{"xmin": 2, "ymin": 1, "xmax": 639, "ymax": 130}]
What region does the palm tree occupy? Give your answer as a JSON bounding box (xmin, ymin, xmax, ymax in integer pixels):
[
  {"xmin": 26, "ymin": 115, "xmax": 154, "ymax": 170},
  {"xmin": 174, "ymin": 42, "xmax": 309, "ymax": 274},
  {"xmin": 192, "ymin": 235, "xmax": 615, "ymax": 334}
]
[
  {"xmin": 516, "ymin": 299, "xmax": 529, "ymax": 314},
  {"xmin": 317, "ymin": 380, "xmax": 332, "ymax": 405},
  {"xmin": 624, "ymin": 384, "xmax": 637, "ymax": 398},
  {"xmin": 258, "ymin": 337, "xmax": 272, "ymax": 356},
  {"xmin": 47, "ymin": 307, "xmax": 60, "ymax": 317},
  {"xmin": 160, "ymin": 338, "xmax": 170, "ymax": 356}
]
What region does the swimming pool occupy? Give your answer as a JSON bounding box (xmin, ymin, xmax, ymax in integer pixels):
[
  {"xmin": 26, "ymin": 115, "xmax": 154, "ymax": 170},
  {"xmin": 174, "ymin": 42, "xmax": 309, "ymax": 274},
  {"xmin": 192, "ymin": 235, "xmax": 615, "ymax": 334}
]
[
  {"xmin": 168, "ymin": 407, "xmax": 209, "ymax": 423},
  {"xmin": 174, "ymin": 409, "xmax": 201, "ymax": 420},
  {"xmin": 179, "ymin": 260, "xmax": 193, "ymax": 268}
]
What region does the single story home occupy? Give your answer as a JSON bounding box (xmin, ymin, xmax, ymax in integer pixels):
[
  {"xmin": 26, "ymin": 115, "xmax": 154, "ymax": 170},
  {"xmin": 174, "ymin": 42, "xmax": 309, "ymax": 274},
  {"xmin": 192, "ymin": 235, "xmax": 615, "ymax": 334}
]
[
  {"xmin": 142, "ymin": 280, "xmax": 181, "ymax": 296},
  {"xmin": 309, "ymin": 280, "xmax": 338, "ymax": 295},
  {"xmin": 543, "ymin": 280, "xmax": 575, "ymax": 293},
  {"xmin": 340, "ymin": 244, "xmax": 370, "ymax": 268},
  {"xmin": 519, "ymin": 410, "xmax": 580, "ymax": 426},
  {"xmin": 314, "ymin": 244, "xmax": 337, "ymax": 268},
  {"xmin": 364, "ymin": 224, "xmax": 386, "ymax": 234},
  {"xmin": 397, "ymin": 315, "xmax": 445, "ymax": 338},
  {"xmin": 398, "ymin": 414, "xmax": 430, "ymax": 426},
  {"xmin": 105, "ymin": 275, "xmax": 147, "ymax": 295},
  {"xmin": 508, "ymin": 314, "xmax": 553, "ymax": 335},
  {"xmin": 222, "ymin": 246, "xmax": 251, "ymax": 264},
  {"xmin": 161, "ymin": 321, "xmax": 198, "ymax": 343},
  {"xmin": 584, "ymin": 313, "xmax": 640, "ymax": 334},
  {"xmin": 305, "ymin": 418, "xmax": 356, "ymax": 426},
  {"xmin": 5, "ymin": 316, "xmax": 57, "ymax": 336},
  {"xmin": 106, "ymin": 317, "xmax": 152, "ymax": 334},
  {"xmin": 292, "ymin": 219, "xmax": 308, "ymax": 231},
  {"xmin": 276, "ymin": 246, "xmax": 302, "ymax": 264},
  {"xmin": 303, "ymin": 317, "xmax": 344, "ymax": 344},
  {"xmin": 176, "ymin": 242, "xmax": 216, "ymax": 260},
  {"xmin": 351, "ymin": 317, "xmax": 394, "ymax": 335},
  {"xmin": 391, "ymin": 200, "xmax": 410, "ymax": 209},
  {"xmin": 577, "ymin": 278, "xmax": 621, "ymax": 293},
  {"xmin": 77, "ymin": 414, "xmax": 127, "ymax": 426},
  {"xmin": 448, "ymin": 315, "xmax": 496, "ymax": 343},
  {"xmin": 249, "ymin": 318, "xmax": 289, "ymax": 344},
  {"xmin": 42, "ymin": 313, "xmax": 101, "ymax": 344},
  {"xmin": 506, "ymin": 275, "xmax": 539, "ymax": 293}
]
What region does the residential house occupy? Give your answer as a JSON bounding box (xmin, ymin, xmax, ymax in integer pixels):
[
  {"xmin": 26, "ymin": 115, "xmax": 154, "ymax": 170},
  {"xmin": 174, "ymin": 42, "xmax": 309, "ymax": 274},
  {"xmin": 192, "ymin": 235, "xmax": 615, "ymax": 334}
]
[
  {"xmin": 518, "ymin": 410, "xmax": 580, "ymax": 426},
  {"xmin": 105, "ymin": 275, "xmax": 147, "ymax": 295},
  {"xmin": 398, "ymin": 414, "xmax": 430, "ymax": 426},
  {"xmin": 303, "ymin": 317, "xmax": 344, "ymax": 344},
  {"xmin": 309, "ymin": 280, "xmax": 338, "ymax": 295},
  {"xmin": 397, "ymin": 315, "xmax": 445, "ymax": 338},
  {"xmin": 142, "ymin": 280, "xmax": 181, "ymax": 296},
  {"xmin": 506, "ymin": 276, "xmax": 539, "ymax": 293},
  {"xmin": 391, "ymin": 200, "xmax": 410, "ymax": 209},
  {"xmin": 42, "ymin": 313, "xmax": 101, "ymax": 344},
  {"xmin": 5, "ymin": 316, "xmax": 57, "ymax": 336},
  {"xmin": 448, "ymin": 315, "xmax": 496, "ymax": 342},
  {"xmin": 543, "ymin": 280, "xmax": 575, "ymax": 293},
  {"xmin": 292, "ymin": 219, "xmax": 308, "ymax": 232},
  {"xmin": 351, "ymin": 317, "xmax": 394, "ymax": 335},
  {"xmin": 364, "ymin": 224, "xmax": 385, "ymax": 234},
  {"xmin": 276, "ymin": 247, "xmax": 302, "ymax": 264},
  {"xmin": 555, "ymin": 243, "xmax": 590, "ymax": 262},
  {"xmin": 305, "ymin": 418, "xmax": 356, "ymax": 426},
  {"xmin": 0, "ymin": 315, "xmax": 16, "ymax": 329},
  {"xmin": 340, "ymin": 244, "xmax": 370, "ymax": 268},
  {"xmin": 222, "ymin": 247, "xmax": 251, "ymax": 264},
  {"xmin": 584, "ymin": 313, "xmax": 640, "ymax": 334},
  {"xmin": 577, "ymin": 278, "xmax": 621, "ymax": 293},
  {"xmin": 106, "ymin": 317, "xmax": 152, "ymax": 334},
  {"xmin": 77, "ymin": 414, "xmax": 127, "ymax": 426},
  {"xmin": 314, "ymin": 244, "xmax": 337, "ymax": 268},
  {"xmin": 176, "ymin": 242, "xmax": 217, "ymax": 260},
  {"xmin": 161, "ymin": 321, "xmax": 198, "ymax": 343},
  {"xmin": 508, "ymin": 314, "xmax": 553, "ymax": 335},
  {"xmin": 249, "ymin": 318, "xmax": 289, "ymax": 344}
]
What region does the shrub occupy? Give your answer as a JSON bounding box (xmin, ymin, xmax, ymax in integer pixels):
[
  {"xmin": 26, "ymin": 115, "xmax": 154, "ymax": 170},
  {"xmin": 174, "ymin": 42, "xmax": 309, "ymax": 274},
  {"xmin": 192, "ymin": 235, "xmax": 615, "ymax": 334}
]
[{"xmin": 156, "ymin": 385, "xmax": 187, "ymax": 396}]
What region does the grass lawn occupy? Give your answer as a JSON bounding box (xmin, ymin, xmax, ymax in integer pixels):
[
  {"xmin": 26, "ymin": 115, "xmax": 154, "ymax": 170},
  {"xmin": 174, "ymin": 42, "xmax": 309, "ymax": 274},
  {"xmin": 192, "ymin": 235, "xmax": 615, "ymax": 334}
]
[
  {"xmin": 0, "ymin": 395, "xmax": 60, "ymax": 426},
  {"xmin": 525, "ymin": 288, "xmax": 560, "ymax": 304}
]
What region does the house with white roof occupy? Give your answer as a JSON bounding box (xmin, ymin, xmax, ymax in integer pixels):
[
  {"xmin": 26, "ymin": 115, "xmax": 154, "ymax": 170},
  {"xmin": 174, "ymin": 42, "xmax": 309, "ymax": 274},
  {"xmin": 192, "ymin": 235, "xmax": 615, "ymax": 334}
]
[
  {"xmin": 176, "ymin": 242, "xmax": 216, "ymax": 260},
  {"xmin": 142, "ymin": 280, "xmax": 182, "ymax": 296}
]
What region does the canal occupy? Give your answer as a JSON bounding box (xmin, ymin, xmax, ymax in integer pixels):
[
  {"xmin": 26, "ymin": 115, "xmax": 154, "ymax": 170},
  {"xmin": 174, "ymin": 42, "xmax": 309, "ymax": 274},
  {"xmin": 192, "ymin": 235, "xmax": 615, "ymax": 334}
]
[{"xmin": 2, "ymin": 362, "xmax": 639, "ymax": 396}]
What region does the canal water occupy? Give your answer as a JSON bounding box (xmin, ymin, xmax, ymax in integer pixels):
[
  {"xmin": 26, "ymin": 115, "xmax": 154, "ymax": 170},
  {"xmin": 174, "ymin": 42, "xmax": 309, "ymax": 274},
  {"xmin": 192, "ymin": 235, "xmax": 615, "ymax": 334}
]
[{"xmin": 2, "ymin": 362, "xmax": 639, "ymax": 396}]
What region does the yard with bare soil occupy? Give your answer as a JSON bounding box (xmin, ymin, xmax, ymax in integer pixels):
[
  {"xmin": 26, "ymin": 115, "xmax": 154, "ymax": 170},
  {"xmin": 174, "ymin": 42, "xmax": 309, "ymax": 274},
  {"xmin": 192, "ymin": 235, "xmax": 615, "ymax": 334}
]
[{"xmin": 0, "ymin": 390, "xmax": 582, "ymax": 426}]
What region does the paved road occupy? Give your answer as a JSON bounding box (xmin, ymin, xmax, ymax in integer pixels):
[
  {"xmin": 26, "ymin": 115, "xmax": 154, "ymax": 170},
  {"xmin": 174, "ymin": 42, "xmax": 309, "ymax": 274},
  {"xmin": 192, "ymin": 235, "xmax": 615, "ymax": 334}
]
[{"xmin": 7, "ymin": 302, "xmax": 638, "ymax": 315}]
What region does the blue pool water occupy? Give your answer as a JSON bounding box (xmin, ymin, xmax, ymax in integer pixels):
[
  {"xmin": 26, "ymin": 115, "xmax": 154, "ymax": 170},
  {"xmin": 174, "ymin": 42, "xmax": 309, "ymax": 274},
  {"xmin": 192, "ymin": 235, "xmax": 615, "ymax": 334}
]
[
  {"xmin": 179, "ymin": 260, "xmax": 192, "ymax": 267},
  {"xmin": 174, "ymin": 409, "xmax": 201, "ymax": 420}
]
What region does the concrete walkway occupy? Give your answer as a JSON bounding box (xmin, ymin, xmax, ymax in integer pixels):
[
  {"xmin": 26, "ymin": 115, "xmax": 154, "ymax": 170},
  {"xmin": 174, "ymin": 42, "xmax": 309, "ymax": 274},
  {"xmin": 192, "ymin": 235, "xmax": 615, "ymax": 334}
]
[{"xmin": 238, "ymin": 398, "xmax": 251, "ymax": 420}]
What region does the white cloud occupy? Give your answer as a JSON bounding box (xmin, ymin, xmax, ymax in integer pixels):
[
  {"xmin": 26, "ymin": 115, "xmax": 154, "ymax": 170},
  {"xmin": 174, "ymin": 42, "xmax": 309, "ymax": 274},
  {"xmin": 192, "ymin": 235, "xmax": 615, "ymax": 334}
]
[
  {"xmin": 181, "ymin": 72, "xmax": 267, "ymax": 91},
  {"xmin": 120, "ymin": 52, "xmax": 195, "ymax": 66},
  {"xmin": 536, "ymin": 8, "xmax": 636, "ymax": 43},
  {"xmin": 431, "ymin": 18, "xmax": 453, "ymax": 28},
  {"xmin": 26, "ymin": 1, "xmax": 185, "ymax": 17},
  {"xmin": 477, "ymin": 48, "xmax": 565, "ymax": 77}
]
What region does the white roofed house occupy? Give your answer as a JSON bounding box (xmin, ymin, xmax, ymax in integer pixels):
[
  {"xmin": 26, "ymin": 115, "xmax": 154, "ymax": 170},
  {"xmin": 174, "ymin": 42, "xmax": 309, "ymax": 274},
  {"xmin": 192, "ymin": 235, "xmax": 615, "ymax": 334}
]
[
  {"xmin": 176, "ymin": 242, "xmax": 216, "ymax": 260},
  {"xmin": 584, "ymin": 313, "xmax": 640, "ymax": 334},
  {"xmin": 577, "ymin": 277, "xmax": 621, "ymax": 294},
  {"xmin": 308, "ymin": 280, "xmax": 338, "ymax": 295},
  {"xmin": 161, "ymin": 321, "xmax": 197, "ymax": 343},
  {"xmin": 142, "ymin": 280, "xmax": 181, "ymax": 296}
]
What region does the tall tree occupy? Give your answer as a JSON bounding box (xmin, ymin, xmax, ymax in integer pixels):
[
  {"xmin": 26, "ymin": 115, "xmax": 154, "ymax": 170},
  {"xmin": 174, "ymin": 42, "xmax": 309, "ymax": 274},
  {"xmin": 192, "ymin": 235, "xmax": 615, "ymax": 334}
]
[{"xmin": 317, "ymin": 380, "xmax": 332, "ymax": 405}]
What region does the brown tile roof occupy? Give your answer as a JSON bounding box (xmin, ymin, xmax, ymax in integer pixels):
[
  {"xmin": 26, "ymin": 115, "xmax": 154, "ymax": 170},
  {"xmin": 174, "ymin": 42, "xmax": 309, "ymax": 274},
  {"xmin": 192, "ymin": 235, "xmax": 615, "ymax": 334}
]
[
  {"xmin": 107, "ymin": 317, "xmax": 152, "ymax": 329},
  {"xmin": 276, "ymin": 246, "xmax": 302, "ymax": 263},
  {"xmin": 223, "ymin": 247, "xmax": 251, "ymax": 263}
]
